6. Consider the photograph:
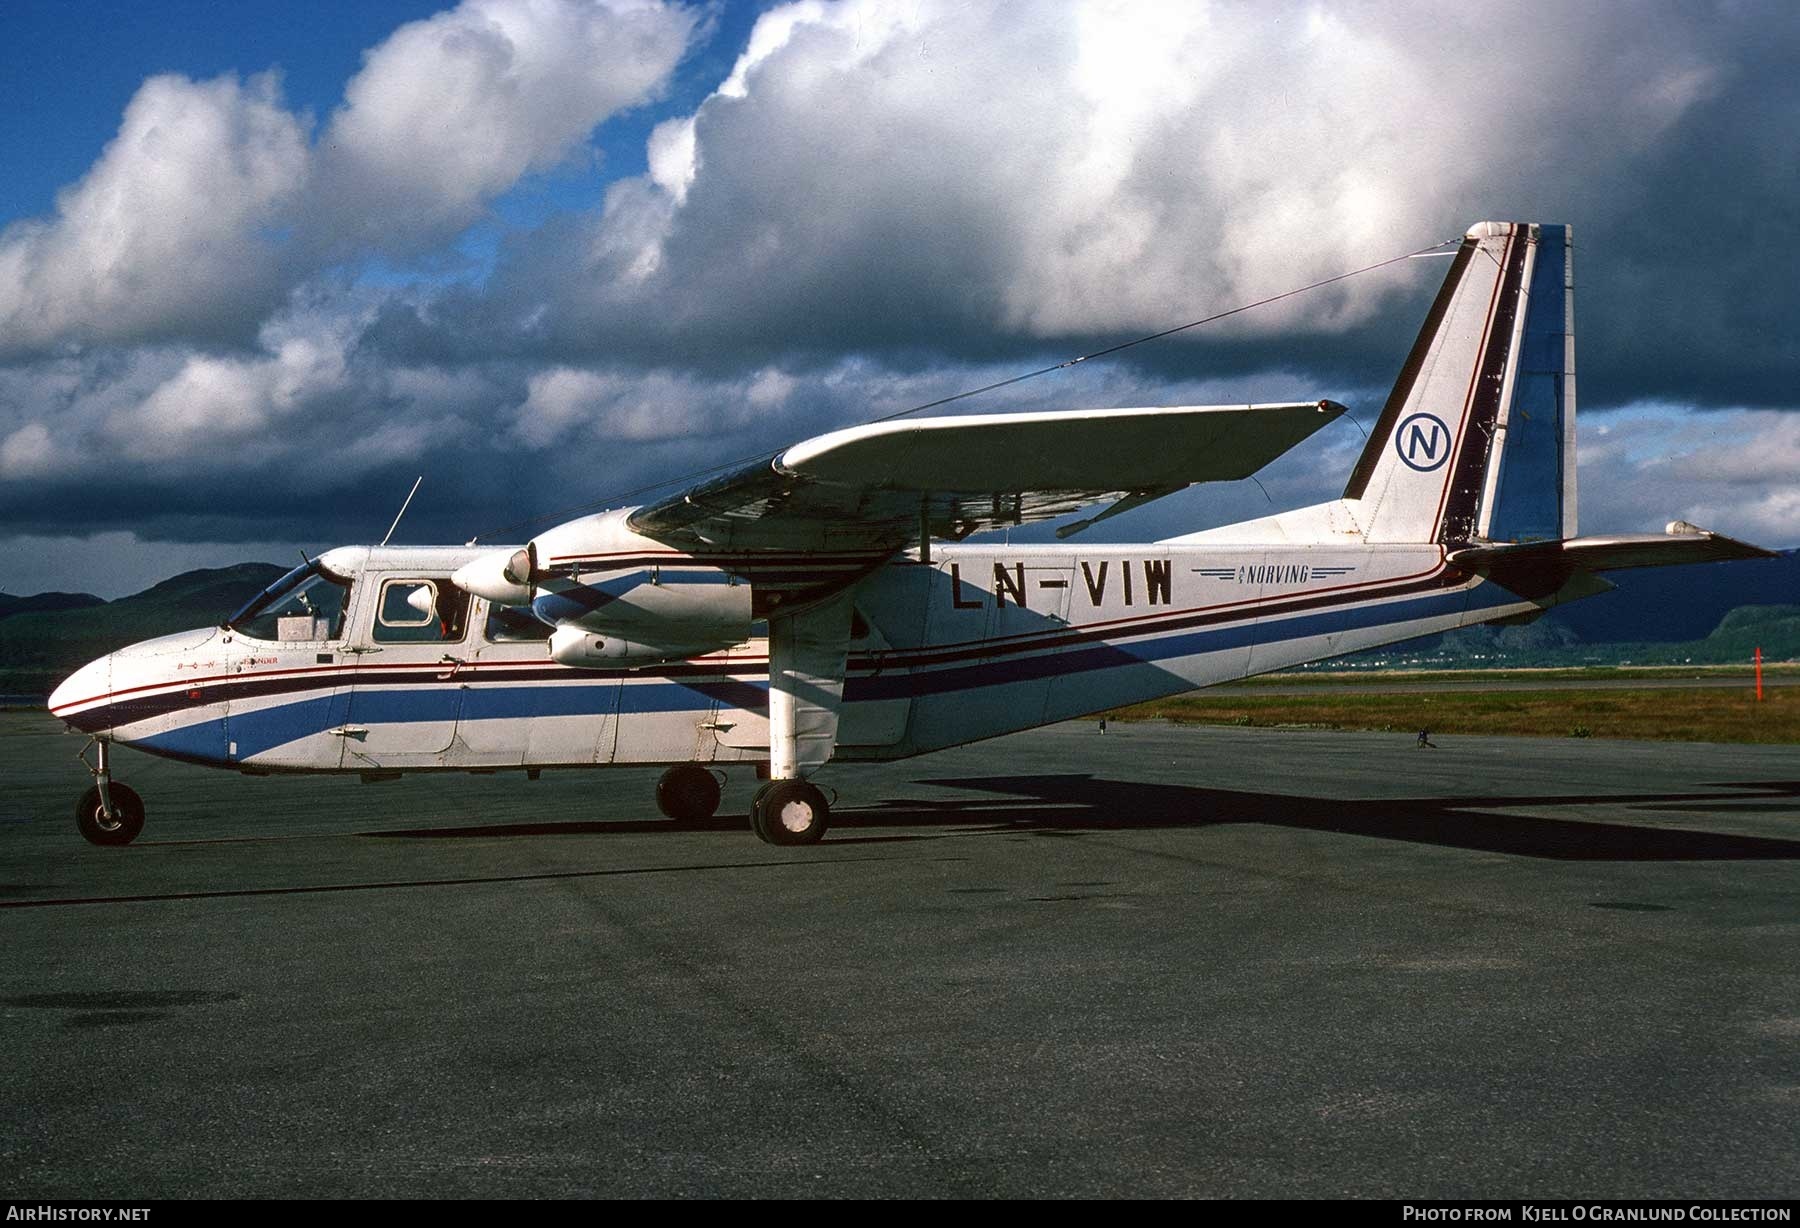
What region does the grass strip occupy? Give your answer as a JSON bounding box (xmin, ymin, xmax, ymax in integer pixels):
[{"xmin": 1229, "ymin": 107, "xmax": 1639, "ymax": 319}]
[{"xmin": 1110, "ymin": 686, "xmax": 1799, "ymax": 744}]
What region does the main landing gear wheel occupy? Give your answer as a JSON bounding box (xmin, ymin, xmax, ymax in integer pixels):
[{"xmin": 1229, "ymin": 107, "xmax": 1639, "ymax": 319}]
[
  {"xmin": 76, "ymin": 782, "xmax": 144, "ymax": 847},
  {"xmin": 749, "ymin": 779, "xmax": 829, "ymax": 846},
  {"xmin": 656, "ymin": 764, "xmax": 722, "ymax": 822}
]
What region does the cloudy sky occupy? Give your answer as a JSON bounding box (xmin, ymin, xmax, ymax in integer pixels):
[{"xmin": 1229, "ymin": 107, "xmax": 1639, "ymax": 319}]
[{"xmin": 0, "ymin": 0, "xmax": 1794, "ymax": 596}]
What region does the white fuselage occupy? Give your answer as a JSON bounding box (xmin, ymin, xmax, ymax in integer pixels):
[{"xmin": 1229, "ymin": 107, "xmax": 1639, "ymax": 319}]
[{"xmin": 47, "ymin": 539, "xmax": 1537, "ymax": 776}]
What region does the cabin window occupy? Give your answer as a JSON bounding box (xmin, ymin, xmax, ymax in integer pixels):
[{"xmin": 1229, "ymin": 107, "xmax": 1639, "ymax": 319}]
[
  {"xmin": 374, "ymin": 580, "xmax": 470, "ymax": 643},
  {"xmin": 227, "ymin": 562, "xmax": 352, "ymax": 642},
  {"xmin": 484, "ymin": 603, "xmax": 552, "ymax": 642}
]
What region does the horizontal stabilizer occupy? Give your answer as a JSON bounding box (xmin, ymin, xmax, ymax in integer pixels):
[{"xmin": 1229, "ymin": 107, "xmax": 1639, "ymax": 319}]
[{"xmin": 1450, "ymin": 523, "xmax": 1776, "ymax": 573}]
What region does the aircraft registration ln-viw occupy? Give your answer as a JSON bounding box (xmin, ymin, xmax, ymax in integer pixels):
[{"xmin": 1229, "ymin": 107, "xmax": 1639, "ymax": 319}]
[{"xmin": 48, "ymin": 221, "xmax": 1773, "ymax": 846}]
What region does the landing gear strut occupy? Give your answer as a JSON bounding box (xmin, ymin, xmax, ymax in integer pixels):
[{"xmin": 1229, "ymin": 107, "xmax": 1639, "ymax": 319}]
[
  {"xmin": 655, "ymin": 764, "xmax": 723, "ymax": 822},
  {"xmin": 746, "ymin": 590, "xmax": 848, "ymax": 847},
  {"xmin": 75, "ymin": 738, "xmax": 144, "ymax": 846}
]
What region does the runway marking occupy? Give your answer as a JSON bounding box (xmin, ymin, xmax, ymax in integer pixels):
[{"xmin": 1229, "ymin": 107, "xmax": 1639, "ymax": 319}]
[{"xmin": 0, "ymin": 855, "xmax": 933, "ymax": 911}]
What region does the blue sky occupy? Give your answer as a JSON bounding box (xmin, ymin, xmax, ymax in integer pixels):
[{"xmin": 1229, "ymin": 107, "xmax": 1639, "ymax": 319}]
[
  {"xmin": 0, "ymin": 0, "xmax": 767, "ymax": 274},
  {"xmin": 2, "ymin": 3, "xmax": 445, "ymax": 219},
  {"xmin": 0, "ymin": 0, "xmax": 1794, "ymax": 596}
]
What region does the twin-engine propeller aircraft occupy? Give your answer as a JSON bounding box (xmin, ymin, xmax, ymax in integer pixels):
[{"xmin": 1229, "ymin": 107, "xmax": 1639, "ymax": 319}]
[{"xmin": 49, "ymin": 221, "xmax": 1772, "ymax": 846}]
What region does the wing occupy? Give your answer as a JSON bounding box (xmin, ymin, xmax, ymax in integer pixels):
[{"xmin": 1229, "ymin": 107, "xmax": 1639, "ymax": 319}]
[{"xmin": 628, "ymin": 401, "xmax": 1346, "ymax": 551}]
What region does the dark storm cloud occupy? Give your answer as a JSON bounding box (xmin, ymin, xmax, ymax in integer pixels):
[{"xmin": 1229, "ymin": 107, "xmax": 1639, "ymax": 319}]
[
  {"xmin": 2, "ymin": 0, "xmax": 1796, "ymax": 588},
  {"xmin": 1569, "ymin": 26, "xmax": 1800, "ymax": 409},
  {"xmin": 353, "ymin": 0, "xmax": 1800, "ymax": 412}
]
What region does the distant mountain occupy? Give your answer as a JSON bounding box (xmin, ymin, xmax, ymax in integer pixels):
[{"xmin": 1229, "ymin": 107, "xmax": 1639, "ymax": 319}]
[
  {"xmin": 1403, "ymin": 604, "xmax": 1800, "ymax": 669},
  {"xmin": 1703, "ymin": 604, "xmax": 1800, "ymax": 656},
  {"xmin": 1324, "ymin": 550, "xmax": 1799, "ymax": 670},
  {"xmin": 0, "ymin": 591, "xmax": 105, "ymax": 620},
  {"xmin": 0, "ymin": 563, "xmax": 287, "ymax": 697},
  {"xmin": 1541, "ymin": 549, "xmax": 1797, "ymax": 643}
]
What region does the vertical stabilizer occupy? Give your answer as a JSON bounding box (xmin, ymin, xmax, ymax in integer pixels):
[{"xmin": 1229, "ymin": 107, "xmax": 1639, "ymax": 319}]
[
  {"xmin": 1342, "ymin": 221, "xmax": 1576, "ymax": 545},
  {"xmin": 1482, "ymin": 224, "xmax": 1577, "ymax": 542}
]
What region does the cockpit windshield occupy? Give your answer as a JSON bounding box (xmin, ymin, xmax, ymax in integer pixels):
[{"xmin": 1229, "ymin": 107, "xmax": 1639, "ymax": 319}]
[{"xmin": 227, "ymin": 560, "xmax": 352, "ymax": 642}]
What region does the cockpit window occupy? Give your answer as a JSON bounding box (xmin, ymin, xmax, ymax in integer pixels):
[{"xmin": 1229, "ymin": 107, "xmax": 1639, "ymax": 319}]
[
  {"xmin": 374, "ymin": 579, "xmax": 469, "ymax": 644},
  {"xmin": 227, "ymin": 561, "xmax": 352, "ymax": 642}
]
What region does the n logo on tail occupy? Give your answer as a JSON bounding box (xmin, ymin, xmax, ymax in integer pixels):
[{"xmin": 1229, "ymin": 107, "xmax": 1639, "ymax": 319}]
[{"xmin": 1395, "ymin": 413, "xmax": 1451, "ymax": 473}]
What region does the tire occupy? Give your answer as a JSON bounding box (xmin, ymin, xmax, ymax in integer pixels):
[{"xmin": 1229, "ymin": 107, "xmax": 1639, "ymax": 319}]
[
  {"xmin": 76, "ymin": 783, "xmax": 145, "ymax": 847},
  {"xmin": 750, "ymin": 779, "xmax": 829, "ymax": 846},
  {"xmin": 747, "ymin": 781, "xmax": 775, "ymax": 841},
  {"xmin": 655, "ymin": 764, "xmax": 722, "ymax": 822}
]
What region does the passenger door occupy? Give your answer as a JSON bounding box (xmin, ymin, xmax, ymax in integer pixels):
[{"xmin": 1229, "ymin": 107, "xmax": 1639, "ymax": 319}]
[
  {"xmin": 337, "ymin": 576, "xmax": 472, "ymax": 771},
  {"xmin": 453, "ymin": 599, "xmax": 622, "ymax": 768}
]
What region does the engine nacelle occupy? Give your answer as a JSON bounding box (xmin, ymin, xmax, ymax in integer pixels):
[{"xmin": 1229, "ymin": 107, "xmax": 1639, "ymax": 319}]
[
  {"xmin": 525, "ymin": 511, "xmax": 756, "ymax": 642},
  {"xmin": 450, "ymin": 546, "xmax": 535, "ymax": 607},
  {"xmin": 548, "ymin": 624, "xmax": 743, "ymax": 667},
  {"xmin": 506, "ymin": 509, "xmax": 760, "ymax": 661},
  {"xmin": 533, "ymin": 567, "xmax": 753, "ymax": 633}
]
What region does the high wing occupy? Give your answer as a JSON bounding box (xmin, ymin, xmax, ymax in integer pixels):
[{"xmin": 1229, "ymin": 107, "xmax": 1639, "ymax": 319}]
[{"xmin": 628, "ymin": 401, "xmax": 1346, "ymax": 552}]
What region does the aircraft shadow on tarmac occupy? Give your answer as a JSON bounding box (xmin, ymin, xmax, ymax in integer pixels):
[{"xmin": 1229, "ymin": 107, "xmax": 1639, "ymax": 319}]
[{"xmin": 367, "ymin": 774, "xmax": 1800, "ymax": 862}]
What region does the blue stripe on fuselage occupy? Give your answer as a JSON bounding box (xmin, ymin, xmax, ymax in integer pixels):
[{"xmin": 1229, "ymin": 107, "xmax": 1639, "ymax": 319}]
[
  {"xmin": 137, "ymin": 693, "xmax": 343, "ymax": 765},
  {"xmin": 134, "ymin": 677, "xmax": 770, "ymax": 763},
  {"xmin": 128, "ymin": 580, "xmax": 1523, "ymax": 765},
  {"xmin": 845, "ymin": 579, "xmax": 1506, "ymax": 701}
]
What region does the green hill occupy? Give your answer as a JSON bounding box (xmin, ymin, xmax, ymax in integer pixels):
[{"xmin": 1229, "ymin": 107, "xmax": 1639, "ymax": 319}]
[
  {"xmin": 0, "ymin": 563, "xmax": 286, "ymax": 697},
  {"xmin": 1697, "ymin": 604, "xmax": 1800, "ymax": 657},
  {"xmin": 1325, "ymin": 601, "xmax": 1800, "ymax": 672},
  {"xmin": 0, "ymin": 591, "xmax": 105, "ymax": 619}
]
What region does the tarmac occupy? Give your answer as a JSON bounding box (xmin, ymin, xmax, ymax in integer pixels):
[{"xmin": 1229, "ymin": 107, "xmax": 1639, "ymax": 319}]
[
  {"xmin": 1206, "ymin": 673, "xmax": 1795, "ymax": 696},
  {"xmin": 2, "ymin": 711, "xmax": 1797, "ymax": 1199}
]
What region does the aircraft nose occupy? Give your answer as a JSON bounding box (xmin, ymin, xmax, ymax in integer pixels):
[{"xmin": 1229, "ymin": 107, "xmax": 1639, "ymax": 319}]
[{"xmin": 47, "ymin": 652, "xmax": 114, "ymax": 727}]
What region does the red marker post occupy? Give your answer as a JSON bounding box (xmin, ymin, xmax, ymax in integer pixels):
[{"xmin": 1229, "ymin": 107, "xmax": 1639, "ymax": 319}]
[{"xmin": 1755, "ymin": 646, "xmax": 1763, "ymax": 702}]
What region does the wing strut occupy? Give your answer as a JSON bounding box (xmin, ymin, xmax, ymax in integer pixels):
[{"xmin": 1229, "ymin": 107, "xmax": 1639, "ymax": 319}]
[{"xmin": 1054, "ymin": 485, "xmax": 1181, "ymax": 539}]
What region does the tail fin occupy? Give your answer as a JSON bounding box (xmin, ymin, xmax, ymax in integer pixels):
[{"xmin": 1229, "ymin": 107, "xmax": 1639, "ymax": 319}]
[{"xmin": 1344, "ymin": 221, "xmax": 1577, "ymax": 545}]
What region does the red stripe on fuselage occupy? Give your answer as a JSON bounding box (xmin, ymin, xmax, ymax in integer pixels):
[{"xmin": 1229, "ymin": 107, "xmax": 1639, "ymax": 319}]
[{"xmin": 51, "ymin": 557, "xmax": 1467, "ymax": 715}]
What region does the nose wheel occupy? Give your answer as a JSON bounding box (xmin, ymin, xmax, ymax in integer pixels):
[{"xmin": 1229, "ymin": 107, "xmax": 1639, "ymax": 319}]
[
  {"xmin": 75, "ymin": 738, "xmax": 145, "ymax": 846},
  {"xmin": 77, "ymin": 782, "xmax": 145, "ymax": 846}
]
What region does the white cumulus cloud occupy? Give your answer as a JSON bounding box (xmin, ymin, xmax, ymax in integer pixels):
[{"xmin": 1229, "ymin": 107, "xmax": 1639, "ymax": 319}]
[
  {"xmin": 495, "ymin": 0, "xmax": 1759, "ymax": 363},
  {"xmin": 0, "ymin": 0, "xmax": 701, "ymax": 357},
  {"xmin": 0, "ymin": 73, "xmax": 308, "ymax": 355},
  {"xmin": 311, "ymin": 0, "xmax": 700, "ymax": 253}
]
